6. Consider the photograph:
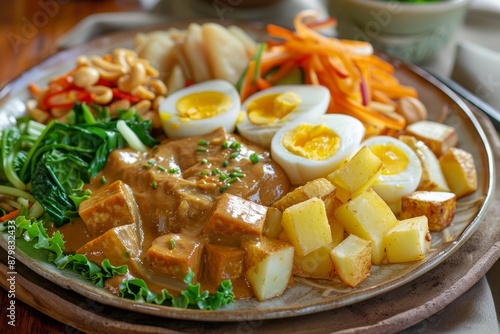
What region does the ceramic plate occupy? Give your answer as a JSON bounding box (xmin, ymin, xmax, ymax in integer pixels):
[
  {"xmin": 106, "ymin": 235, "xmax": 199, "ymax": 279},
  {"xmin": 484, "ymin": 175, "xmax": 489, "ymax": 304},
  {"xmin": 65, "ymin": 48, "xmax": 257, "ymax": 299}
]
[{"xmin": 0, "ymin": 22, "xmax": 495, "ymax": 322}]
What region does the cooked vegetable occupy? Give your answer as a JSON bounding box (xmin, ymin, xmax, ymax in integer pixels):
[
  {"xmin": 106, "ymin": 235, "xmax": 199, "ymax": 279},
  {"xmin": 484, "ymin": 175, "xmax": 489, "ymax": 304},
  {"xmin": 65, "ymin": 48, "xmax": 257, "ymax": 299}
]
[
  {"xmin": 384, "ymin": 216, "xmax": 431, "ymax": 263},
  {"xmin": 330, "ymin": 234, "xmax": 372, "ymax": 288},
  {"xmin": 405, "ymin": 120, "xmax": 458, "ymax": 157},
  {"xmin": 400, "ymin": 191, "xmax": 456, "ymax": 232},
  {"xmin": 439, "ymin": 147, "xmax": 478, "ymax": 198}
]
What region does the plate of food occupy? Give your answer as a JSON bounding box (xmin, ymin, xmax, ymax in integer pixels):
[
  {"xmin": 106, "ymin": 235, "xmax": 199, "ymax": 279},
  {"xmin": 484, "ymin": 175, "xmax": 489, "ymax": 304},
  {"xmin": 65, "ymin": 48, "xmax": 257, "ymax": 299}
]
[{"xmin": 0, "ymin": 11, "xmax": 494, "ymax": 322}]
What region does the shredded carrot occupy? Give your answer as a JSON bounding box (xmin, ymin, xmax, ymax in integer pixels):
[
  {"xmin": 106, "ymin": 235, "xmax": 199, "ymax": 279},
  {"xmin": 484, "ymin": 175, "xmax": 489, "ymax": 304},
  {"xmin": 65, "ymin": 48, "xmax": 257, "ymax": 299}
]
[
  {"xmin": 0, "ymin": 208, "xmax": 21, "ymax": 222},
  {"xmin": 240, "ymin": 61, "xmax": 257, "ymax": 102},
  {"xmin": 28, "ymin": 83, "xmax": 41, "ymax": 97},
  {"xmin": 256, "ymin": 77, "xmax": 272, "ymax": 90}
]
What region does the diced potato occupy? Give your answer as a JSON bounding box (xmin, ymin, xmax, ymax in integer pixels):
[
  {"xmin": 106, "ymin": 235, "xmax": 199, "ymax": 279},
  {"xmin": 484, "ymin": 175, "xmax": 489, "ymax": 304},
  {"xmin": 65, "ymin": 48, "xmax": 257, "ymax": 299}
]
[
  {"xmin": 439, "ymin": 147, "xmax": 477, "ymax": 198},
  {"xmin": 145, "ymin": 234, "xmax": 204, "ymax": 281},
  {"xmin": 399, "ymin": 135, "xmax": 450, "ymax": 192},
  {"xmin": 384, "ymin": 216, "xmax": 431, "ymax": 263},
  {"xmin": 204, "ymin": 244, "xmax": 245, "ymax": 283},
  {"xmin": 242, "ymin": 237, "xmax": 294, "ymax": 301},
  {"xmin": 329, "ymin": 218, "xmax": 345, "ymax": 247},
  {"xmin": 334, "ymin": 188, "xmax": 398, "ymax": 264},
  {"xmin": 272, "ymin": 178, "xmax": 337, "ymax": 212},
  {"xmin": 77, "ymin": 224, "xmax": 138, "ymax": 266},
  {"xmin": 405, "ymin": 120, "xmax": 458, "ymax": 157},
  {"xmin": 327, "ymin": 146, "xmax": 383, "ymax": 203},
  {"xmin": 263, "ymin": 206, "xmax": 283, "ymax": 239},
  {"xmin": 203, "ymin": 193, "xmax": 267, "ymax": 246},
  {"xmin": 281, "ymin": 197, "xmax": 332, "ymax": 256},
  {"xmin": 79, "ymin": 180, "xmax": 141, "ymax": 238},
  {"xmin": 330, "ymin": 234, "xmax": 371, "ymax": 287},
  {"xmin": 293, "ymin": 243, "xmax": 336, "ymax": 279},
  {"xmin": 400, "ymin": 191, "xmax": 456, "ymax": 232}
]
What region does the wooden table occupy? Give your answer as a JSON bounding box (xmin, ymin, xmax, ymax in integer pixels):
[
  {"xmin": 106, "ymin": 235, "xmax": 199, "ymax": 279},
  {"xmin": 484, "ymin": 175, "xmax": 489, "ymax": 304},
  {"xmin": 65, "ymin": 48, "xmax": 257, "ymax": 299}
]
[{"xmin": 0, "ymin": 2, "xmax": 143, "ymax": 332}]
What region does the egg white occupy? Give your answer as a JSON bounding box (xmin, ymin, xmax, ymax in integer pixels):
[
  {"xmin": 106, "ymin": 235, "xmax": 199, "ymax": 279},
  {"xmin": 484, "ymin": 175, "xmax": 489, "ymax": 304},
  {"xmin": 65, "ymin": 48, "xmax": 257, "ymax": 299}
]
[
  {"xmin": 362, "ymin": 136, "xmax": 423, "ymax": 212},
  {"xmin": 271, "ymin": 114, "xmax": 365, "ymax": 185},
  {"xmin": 236, "ymin": 85, "xmax": 330, "ymax": 148},
  {"xmin": 158, "ymin": 80, "xmax": 240, "ymax": 139}
]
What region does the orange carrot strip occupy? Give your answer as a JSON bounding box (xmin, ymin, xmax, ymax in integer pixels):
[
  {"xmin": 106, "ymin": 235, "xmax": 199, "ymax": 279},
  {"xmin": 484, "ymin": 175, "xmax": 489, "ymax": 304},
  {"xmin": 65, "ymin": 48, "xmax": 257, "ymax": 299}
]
[
  {"xmin": 267, "ymin": 24, "xmax": 296, "ymax": 40},
  {"xmin": 0, "ymin": 208, "xmax": 21, "ymax": 222},
  {"xmin": 371, "ymin": 82, "xmax": 418, "ymax": 99},
  {"xmin": 256, "ymin": 77, "xmax": 272, "ymax": 90},
  {"xmin": 240, "ymin": 60, "xmax": 257, "ymax": 102},
  {"xmin": 28, "ymin": 83, "xmax": 41, "ymax": 97},
  {"xmin": 372, "ymin": 90, "xmax": 396, "ymax": 106}
]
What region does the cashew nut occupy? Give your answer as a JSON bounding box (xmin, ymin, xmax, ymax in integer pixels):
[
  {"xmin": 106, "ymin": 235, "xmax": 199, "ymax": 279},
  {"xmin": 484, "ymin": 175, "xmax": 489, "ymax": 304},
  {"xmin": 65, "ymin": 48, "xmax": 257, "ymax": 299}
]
[
  {"xmin": 109, "ymin": 99, "xmax": 131, "ymax": 117},
  {"xmin": 131, "ymin": 85, "xmax": 156, "ymax": 100},
  {"xmin": 87, "ymin": 85, "xmax": 113, "ymax": 105},
  {"xmin": 76, "ymin": 55, "xmax": 91, "ymax": 67},
  {"xmin": 112, "ymin": 48, "xmax": 137, "ymax": 72},
  {"xmin": 91, "ymin": 55, "xmax": 126, "ymax": 81},
  {"xmin": 72, "ymin": 66, "xmax": 100, "ymax": 88},
  {"xmin": 117, "ymin": 62, "xmax": 147, "ymax": 93},
  {"xmin": 152, "ymin": 96, "xmax": 164, "ymax": 111},
  {"xmin": 26, "ymin": 99, "xmax": 50, "ymax": 124},
  {"xmin": 148, "ymin": 79, "xmax": 168, "ymax": 96},
  {"xmin": 132, "ymin": 99, "xmax": 152, "ymax": 116},
  {"xmin": 396, "ymin": 96, "xmax": 428, "ymax": 124}
]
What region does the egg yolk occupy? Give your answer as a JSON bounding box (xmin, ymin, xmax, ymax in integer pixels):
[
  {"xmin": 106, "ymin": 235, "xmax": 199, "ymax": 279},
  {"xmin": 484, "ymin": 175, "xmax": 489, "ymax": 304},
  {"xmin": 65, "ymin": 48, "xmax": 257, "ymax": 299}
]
[
  {"xmin": 282, "ymin": 123, "xmax": 340, "ymax": 161},
  {"xmin": 248, "ymin": 92, "xmax": 301, "ymax": 125},
  {"xmin": 369, "ymin": 143, "xmax": 409, "ymax": 175},
  {"xmin": 176, "ymin": 91, "xmax": 231, "ymax": 121}
]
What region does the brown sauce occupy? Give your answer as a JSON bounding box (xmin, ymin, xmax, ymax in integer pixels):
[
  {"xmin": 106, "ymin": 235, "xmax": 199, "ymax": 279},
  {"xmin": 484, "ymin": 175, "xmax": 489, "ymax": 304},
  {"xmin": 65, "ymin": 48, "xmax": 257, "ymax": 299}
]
[{"xmin": 60, "ymin": 127, "xmax": 290, "ymax": 298}]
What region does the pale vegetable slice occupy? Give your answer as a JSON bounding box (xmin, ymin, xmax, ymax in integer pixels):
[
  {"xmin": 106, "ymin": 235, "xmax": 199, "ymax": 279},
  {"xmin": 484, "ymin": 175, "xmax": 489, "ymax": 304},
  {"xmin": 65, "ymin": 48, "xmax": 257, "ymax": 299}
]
[
  {"xmin": 166, "ymin": 63, "xmax": 186, "ymax": 95},
  {"xmin": 384, "ymin": 216, "xmax": 431, "ymax": 263},
  {"xmin": 228, "ymin": 25, "xmax": 257, "ymax": 57},
  {"xmin": 242, "ymin": 237, "xmax": 294, "ymax": 301},
  {"xmin": 439, "ymin": 147, "xmax": 477, "ymax": 198},
  {"xmin": 281, "ymin": 197, "xmax": 332, "ymax": 257},
  {"xmin": 330, "ymin": 234, "xmax": 371, "ymax": 287},
  {"xmin": 183, "ymin": 23, "xmax": 211, "ymax": 82},
  {"xmin": 334, "ymin": 188, "xmax": 398, "ymax": 265},
  {"xmin": 400, "ymin": 191, "xmax": 456, "ymax": 232},
  {"xmin": 327, "ymin": 146, "xmax": 382, "ymax": 203},
  {"xmin": 399, "ymin": 135, "xmax": 450, "ymax": 192},
  {"xmin": 202, "ymin": 23, "xmax": 248, "ymax": 85}
]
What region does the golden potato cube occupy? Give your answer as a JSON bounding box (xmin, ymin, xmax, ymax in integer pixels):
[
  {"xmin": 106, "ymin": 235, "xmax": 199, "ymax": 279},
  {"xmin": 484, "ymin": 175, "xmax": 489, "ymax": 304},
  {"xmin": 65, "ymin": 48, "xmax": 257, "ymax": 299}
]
[
  {"xmin": 203, "ymin": 193, "xmax": 267, "ymax": 246},
  {"xmin": 439, "ymin": 147, "xmax": 477, "ymax": 198},
  {"xmin": 145, "ymin": 234, "xmax": 204, "ymax": 281},
  {"xmin": 330, "ymin": 218, "xmax": 345, "ymax": 247},
  {"xmin": 384, "ymin": 216, "xmax": 431, "ymax": 263},
  {"xmin": 399, "ymin": 135, "xmax": 450, "ymax": 192},
  {"xmin": 330, "ymin": 234, "xmax": 371, "ymax": 288},
  {"xmin": 281, "ymin": 197, "xmax": 332, "ymax": 257},
  {"xmin": 405, "ymin": 120, "xmax": 458, "ymax": 157},
  {"xmin": 77, "ymin": 224, "xmax": 138, "ymax": 266},
  {"xmin": 334, "ymin": 188, "xmax": 398, "ymax": 264},
  {"xmin": 272, "ymin": 178, "xmax": 336, "ymax": 212},
  {"xmin": 327, "ymin": 146, "xmax": 383, "ymax": 203},
  {"xmin": 79, "ymin": 180, "xmax": 141, "ymax": 238},
  {"xmin": 263, "ymin": 206, "xmax": 283, "ymax": 239},
  {"xmin": 242, "ymin": 237, "xmax": 294, "ymax": 301},
  {"xmin": 204, "ymin": 244, "xmax": 245, "ymax": 283},
  {"xmin": 400, "ymin": 191, "xmax": 456, "ymax": 232},
  {"xmin": 293, "ymin": 243, "xmax": 336, "ymax": 279}
]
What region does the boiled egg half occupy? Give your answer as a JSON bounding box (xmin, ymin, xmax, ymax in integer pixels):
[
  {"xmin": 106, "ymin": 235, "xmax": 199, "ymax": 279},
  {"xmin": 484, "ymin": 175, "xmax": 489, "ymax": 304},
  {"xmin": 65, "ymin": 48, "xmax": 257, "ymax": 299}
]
[
  {"xmin": 362, "ymin": 136, "xmax": 423, "ymax": 213},
  {"xmin": 271, "ymin": 114, "xmax": 365, "ymax": 185},
  {"xmin": 159, "ymin": 80, "xmax": 240, "ymax": 139},
  {"xmin": 236, "ymin": 85, "xmax": 330, "ymax": 147}
]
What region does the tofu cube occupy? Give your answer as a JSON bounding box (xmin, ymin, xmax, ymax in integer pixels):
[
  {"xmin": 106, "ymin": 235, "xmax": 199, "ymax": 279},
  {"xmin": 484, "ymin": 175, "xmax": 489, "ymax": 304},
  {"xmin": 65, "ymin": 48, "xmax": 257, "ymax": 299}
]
[
  {"xmin": 79, "ymin": 180, "xmax": 140, "ymax": 238},
  {"xmin": 327, "ymin": 146, "xmax": 383, "ymax": 203},
  {"xmin": 145, "ymin": 234, "xmax": 204, "ymax": 281},
  {"xmin": 281, "ymin": 197, "xmax": 332, "ymax": 256},
  {"xmin": 330, "ymin": 234, "xmax": 371, "ymax": 287},
  {"xmin": 204, "ymin": 244, "xmax": 245, "ymax": 283},
  {"xmin": 384, "ymin": 216, "xmax": 431, "ymax": 263},
  {"xmin": 77, "ymin": 224, "xmax": 139, "ymax": 266},
  {"xmin": 334, "ymin": 188, "xmax": 398, "ymax": 264},
  {"xmin": 293, "ymin": 243, "xmax": 336, "ymax": 279},
  {"xmin": 405, "ymin": 120, "xmax": 458, "ymax": 157},
  {"xmin": 400, "ymin": 191, "xmax": 456, "ymax": 232},
  {"xmin": 203, "ymin": 193, "xmax": 267, "ymax": 246},
  {"xmin": 439, "ymin": 147, "xmax": 477, "ymax": 198},
  {"xmin": 242, "ymin": 237, "xmax": 294, "ymax": 301}
]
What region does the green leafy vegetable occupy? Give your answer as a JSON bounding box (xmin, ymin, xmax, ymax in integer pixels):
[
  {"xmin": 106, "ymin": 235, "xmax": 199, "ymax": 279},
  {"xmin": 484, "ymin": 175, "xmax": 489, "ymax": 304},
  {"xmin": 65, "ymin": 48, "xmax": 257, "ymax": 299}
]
[{"xmin": 119, "ymin": 269, "xmax": 235, "ymax": 310}]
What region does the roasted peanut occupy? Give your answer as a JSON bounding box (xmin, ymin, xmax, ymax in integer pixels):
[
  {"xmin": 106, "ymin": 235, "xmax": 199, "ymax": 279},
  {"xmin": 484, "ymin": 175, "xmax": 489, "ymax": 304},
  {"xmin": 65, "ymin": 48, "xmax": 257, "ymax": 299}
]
[
  {"xmin": 72, "ymin": 66, "xmax": 100, "ymax": 88},
  {"xmin": 396, "ymin": 96, "xmax": 428, "ymax": 125}
]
